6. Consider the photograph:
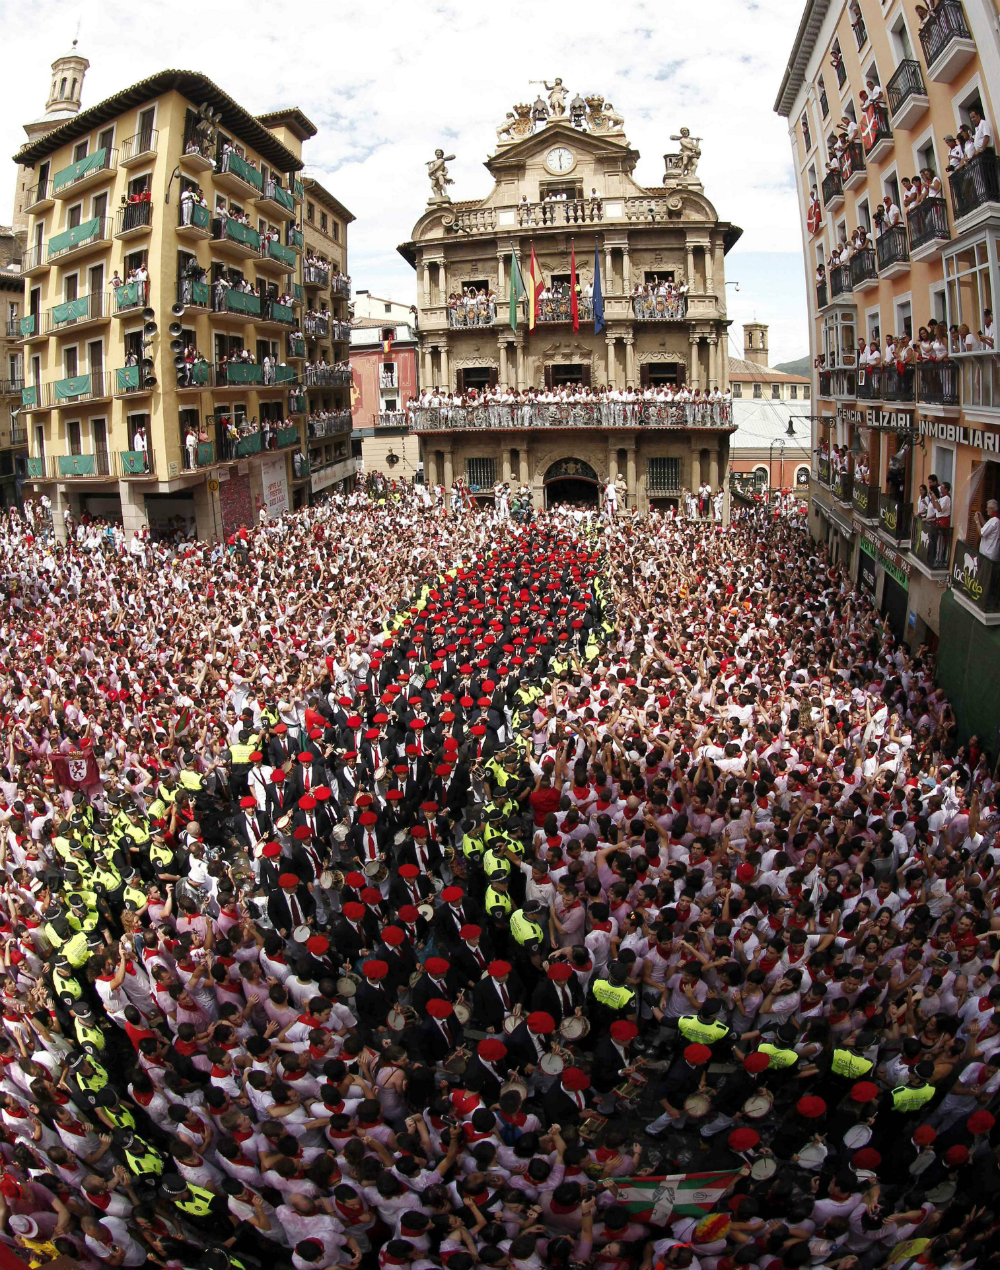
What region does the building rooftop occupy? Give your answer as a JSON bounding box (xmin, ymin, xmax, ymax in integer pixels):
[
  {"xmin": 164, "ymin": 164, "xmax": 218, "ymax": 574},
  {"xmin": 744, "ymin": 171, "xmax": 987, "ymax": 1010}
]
[
  {"xmin": 731, "ymin": 398, "xmax": 813, "ymax": 452},
  {"xmin": 728, "ymin": 354, "xmax": 810, "ymax": 383},
  {"xmin": 774, "ymin": 0, "xmax": 832, "ymax": 117},
  {"xmin": 301, "ymin": 175, "xmax": 355, "ymax": 225}
]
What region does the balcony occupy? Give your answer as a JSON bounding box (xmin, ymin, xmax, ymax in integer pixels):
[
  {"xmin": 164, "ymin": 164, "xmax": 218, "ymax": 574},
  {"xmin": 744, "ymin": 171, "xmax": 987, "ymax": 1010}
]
[
  {"xmin": 177, "ymin": 201, "xmax": 213, "ymax": 240},
  {"xmin": 16, "ymin": 313, "xmax": 44, "ymax": 343},
  {"xmin": 516, "ymin": 198, "xmax": 605, "ymax": 228},
  {"xmin": 180, "ymin": 130, "xmax": 216, "ymax": 174},
  {"xmin": 379, "ymin": 370, "xmax": 398, "ymax": 390},
  {"xmin": 114, "ymin": 201, "xmax": 153, "ymax": 239},
  {"xmin": 273, "ymin": 365, "xmax": 298, "ymax": 386},
  {"xmin": 52, "ymin": 371, "xmax": 112, "ymax": 407},
  {"xmin": 849, "ymin": 248, "xmax": 878, "ymax": 292},
  {"xmin": 408, "ymin": 401, "xmax": 734, "ymax": 432},
  {"xmin": 258, "ymin": 237, "xmax": 298, "ymax": 273},
  {"xmin": 20, "ymin": 245, "xmax": 49, "ymax": 277},
  {"xmin": 861, "ymin": 104, "xmax": 893, "ymax": 164},
  {"xmin": 212, "ymin": 216, "xmax": 261, "ymax": 259},
  {"xmin": 0, "ymin": 379, "xmax": 24, "ymax": 398},
  {"xmin": 26, "ymin": 451, "xmax": 119, "ymax": 480},
  {"xmin": 906, "ymin": 197, "xmax": 950, "ymax": 261},
  {"xmin": 177, "ymin": 278, "xmax": 211, "ymax": 311},
  {"xmin": 857, "ymin": 366, "xmax": 880, "ymax": 399},
  {"xmin": 287, "ymin": 226, "xmax": 303, "ymax": 251},
  {"xmin": 119, "ymin": 129, "xmax": 158, "ymax": 168},
  {"xmin": 305, "ymin": 367, "xmax": 352, "ymax": 388},
  {"xmin": 44, "ymin": 291, "xmax": 110, "ymax": 334},
  {"xmin": 47, "ymin": 217, "xmax": 111, "ymax": 264},
  {"xmin": 919, "ymin": 0, "xmax": 976, "ymax": 82},
  {"xmin": 833, "ymin": 469, "xmax": 853, "ymax": 502},
  {"xmin": 330, "ymin": 320, "xmax": 351, "ymax": 342},
  {"xmin": 288, "ymin": 337, "xmax": 305, "ymax": 359},
  {"xmin": 304, "ymin": 314, "xmax": 329, "ymax": 338},
  {"xmin": 958, "ymin": 353, "xmax": 1000, "ymax": 409},
  {"xmin": 876, "ymin": 224, "xmax": 909, "ymax": 277},
  {"xmin": 916, "ymin": 359, "xmax": 960, "ymax": 405},
  {"xmin": 216, "ymin": 362, "xmax": 263, "ymax": 389},
  {"xmin": 830, "ymin": 264, "xmax": 852, "ymax": 299},
  {"xmin": 852, "ymin": 13, "xmax": 867, "ymax": 48},
  {"xmin": 885, "ymin": 60, "xmax": 929, "ymax": 130},
  {"xmin": 631, "ymin": 295, "xmax": 686, "ymax": 320},
  {"xmin": 181, "ymin": 439, "xmax": 216, "ymax": 470},
  {"xmin": 113, "ymin": 280, "xmax": 149, "ymax": 316},
  {"xmin": 816, "ymin": 281, "xmax": 828, "ymax": 309},
  {"xmin": 832, "ymin": 368, "xmax": 857, "ymax": 398},
  {"xmin": 835, "ymin": 59, "xmax": 847, "ymax": 89},
  {"xmin": 536, "ymin": 296, "xmax": 595, "ymax": 324},
  {"xmin": 288, "ymin": 389, "xmax": 306, "ymax": 414},
  {"xmin": 881, "ymin": 364, "xmax": 915, "ymax": 401},
  {"xmin": 878, "ymin": 492, "xmax": 912, "ymax": 543},
  {"xmin": 261, "ymin": 300, "xmax": 296, "ymax": 327},
  {"xmin": 20, "ymin": 384, "xmax": 48, "ymax": 410},
  {"xmin": 852, "ymin": 480, "xmax": 878, "ymax": 519},
  {"xmin": 822, "ymin": 168, "xmax": 845, "ymax": 210},
  {"xmin": 9, "ymin": 426, "xmax": 27, "ymax": 447},
  {"xmin": 841, "ymin": 142, "xmax": 866, "ymax": 191},
  {"xmin": 449, "ymin": 303, "xmax": 496, "ymax": 329},
  {"xmin": 212, "ymin": 287, "xmax": 262, "ymax": 321},
  {"xmin": 819, "ymin": 370, "xmax": 832, "ymax": 397},
  {"xmin": 120, "ymin": 449, "xmax": 156, "ymax": 477},
  {"xmin": 304, "ymin": 263, "xmax": 329, "ymax": 288},
  {"xmin": 175, "ymin": 360, "xmax": 212, "ymax": 391},
  {"xmin": 259, "ymin": 180, "xmax": 296, "ymax": 220},
  {"xmin": 912, "ymin": 516, "xmax": 952, "ymax": 572},
  {"xmin": 114, "ymin": 365, "xmax": 153, "ymax": 397},
  {"xmin": 817, "ymin": 456, "xmax": 832, "ymax": 486},
  {"xmin": 52, "ymin": 147, "xmax": 116, "ymax": 198},
  {"xmin": 24, "ymin": 179, "xmax": 53, "ymax": 212},
  {"xmin": 378, "ymin": 411, "xmax": 408, "ymax": 428},
  {"xmin": 949, "ymin": 151, "xmax": 1000, "ymax": 232},
  {"xmin": 952, "ymin": 539, "xmax": 1000, "ymax": 613},
  {"xmin": 306, "ymin": 411, "xmax": 353, "ymax": 437},
  {"xmin": 332, "ymin": 276, "xmax": 351, "ymax": 298},
  {"xmin": 214, "ymin": 149, "xmax": 264, "ymax": 198}
]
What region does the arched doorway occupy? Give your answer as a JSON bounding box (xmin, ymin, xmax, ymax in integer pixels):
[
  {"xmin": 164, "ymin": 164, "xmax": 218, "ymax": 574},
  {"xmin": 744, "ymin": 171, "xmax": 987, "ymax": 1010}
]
[{"xmin": 544, "ymin": 457, "xmax": 600, "ymax": 509}]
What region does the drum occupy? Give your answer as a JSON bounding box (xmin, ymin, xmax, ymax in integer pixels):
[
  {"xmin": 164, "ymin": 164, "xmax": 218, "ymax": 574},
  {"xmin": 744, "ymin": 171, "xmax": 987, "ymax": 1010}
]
[
  {"xmin": 454, "ymin": 1000, "xmax": 471, "ymax": 1025},
  {"xmin": 292, "ymin": 925, "xmax": 311, "ymax": 944},
  {"xmin": 336, "ymin": 976, "xmax": 358, "ymax": 998},
  {"xmin": 797, "ymin": 1141, "xmax": 829, "ymax": 1170},
  {"xmin": 408, "ymin": 970, "xmax": 424, "ymax": 989},
  {"xmin": 443, "ymin": 1050, "xmax": 467, "ymax": 1077},
  {"xmin": 363, "ymin": 860, "xmax": 382, "ymax": 878},
  {"xmin": 751, "ymin": 1157, "xmax": 778, "ymax": 1180},
  {"xmin": 579, "ymin": 1111, "xmax": 608, "ymax": 1141},
  {"xmin": 332, "ymin": 825, "xmax": 349, "ymax": 843},
  {"xmin": 387, "ymin": 1008, "xmax": 407, "ymax": 1032},
  {"xmin": 742, "ymin": 1090, "xmax": 774, "ymax": 1120},
  {"xmin": 540, "ymin": 1052, "xmax": 565, "ymax": 1076},
  {"xmin": 843, "ymin": 1124, "xmax": 872, "ymax": 1149},
  {"xmin": 560, "ymin": 1015, "xmax": 589, "ymax": 1042},
  {"xmin": 417, "ymin": 903, "xmax": 435, "ymax": 923},
  {"xmin": 500, "ymin": 1077, "xmax": 528, "ymax": 1101},
  {"xmin": 502, "ymin": 1015, "xmax": 520, "ymax": 1035},
  {"xmin": 683, "ymin": 1093, "xmax": 712, "ymax": 1120},
  {"xmin": 393, "ymin": 830, "xmax": 408, "ymax": 846},
  {"xmin": 318, "ymin": 870, "xmax": 336, "ymax": 890}
]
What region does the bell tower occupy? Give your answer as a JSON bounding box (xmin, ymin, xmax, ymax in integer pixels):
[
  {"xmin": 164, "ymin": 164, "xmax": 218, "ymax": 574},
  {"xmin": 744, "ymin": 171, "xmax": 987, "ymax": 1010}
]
[{"xmin": 743, "ymin": 322, "xmax": 769, "ymax": 367}]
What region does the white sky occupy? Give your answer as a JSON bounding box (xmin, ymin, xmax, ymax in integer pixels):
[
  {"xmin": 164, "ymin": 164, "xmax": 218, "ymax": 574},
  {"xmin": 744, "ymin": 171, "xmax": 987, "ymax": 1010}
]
[{"xmin": 1, "ymin": 0, "xmax": 809, "ymax": 363}]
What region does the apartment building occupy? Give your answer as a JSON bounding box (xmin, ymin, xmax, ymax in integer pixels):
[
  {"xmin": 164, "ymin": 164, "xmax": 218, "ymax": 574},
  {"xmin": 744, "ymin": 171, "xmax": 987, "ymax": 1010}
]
[
  {"xmin": 0, "ymin": 236, "xmax": 26, "ymax": 510},
  {"xmin": 776, "ymin": 0, "xmax": 1000, "ymax": 736},
  {"xmin": 350, "ymin": 307, "xmax": 421, "ymax": 480},
  {"xmin": 13, "ymin": 67, "xmax": 356, "ymax": 540}
]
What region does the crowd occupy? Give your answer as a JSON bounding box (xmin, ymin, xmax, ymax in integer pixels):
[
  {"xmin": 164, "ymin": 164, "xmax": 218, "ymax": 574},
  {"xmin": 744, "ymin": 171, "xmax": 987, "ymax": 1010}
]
[
  {"xmin": 448, "ymin": 291, "xmax": 497, "ymax": 328},
  {"xmin": 0, "ymin": 489, "xmax": 995, "ymax": 1270},
  {"xmin": 413, "ymin": 384, "xmax": 731, "ymax": 408}
]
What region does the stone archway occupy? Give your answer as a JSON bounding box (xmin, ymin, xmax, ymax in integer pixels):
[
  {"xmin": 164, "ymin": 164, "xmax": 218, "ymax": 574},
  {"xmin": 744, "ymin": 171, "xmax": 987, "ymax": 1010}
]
[{"xmin": 543, "ymin": 457, "xmax": 600, "ymax": 509}]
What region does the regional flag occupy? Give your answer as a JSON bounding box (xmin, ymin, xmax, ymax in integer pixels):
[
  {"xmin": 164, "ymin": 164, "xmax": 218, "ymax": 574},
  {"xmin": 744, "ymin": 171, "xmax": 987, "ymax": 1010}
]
[
  {"xmin": 610, "ymin": 1171, "xmax": 742, "ymax": 1225},
  {"xmin": 570, "ymin": 240, "xmax": 579, "ymax": 334},
  {"xmin": 51, "ymin": 749, "xmax": 101, "ymax": 791},
  {"xmin": 593, "ymin": 238, "xmax": 605, "ymax": 335},
  {"xmin": 528, "ymin": 246, "xmax": 544, "ymax": 331},
  {"xmin": 509, "ymin": 251, "xmax": 526, "ymax": 330}
]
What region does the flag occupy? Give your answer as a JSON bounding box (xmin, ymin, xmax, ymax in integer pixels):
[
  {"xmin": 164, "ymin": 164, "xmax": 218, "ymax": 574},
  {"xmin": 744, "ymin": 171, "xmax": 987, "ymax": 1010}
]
[
  {"xmin": 51, "ymin": 749, "xmax": 101, "ymax": 791},
  {"xmin": 528, "ymin": 245, "xmax": 543, "ymax": 331},
  {"xmin": 382, "ymin": 330, "xmax": 392, "ymax": 356},
  {"xmin": 593, "ymin": 239, "xmax": 605, "ymax": 335},
  {"xmin": 860, "ymin": 105, "xmax": 878, "ymax": 151},
  {"xmin": 174, "ymin": 704, "xmax": 193, "ymax": 737},
  {"xmin": 570, "ymin": 240, "xmax": 579, "ymax": 334},
  {"xmin": 508, "ymin": 251, "xmax": 526, "ymax": 330},
  {"xmin": 610, "ymin": 1172, "xmax": 742, "ymax": 1225}
]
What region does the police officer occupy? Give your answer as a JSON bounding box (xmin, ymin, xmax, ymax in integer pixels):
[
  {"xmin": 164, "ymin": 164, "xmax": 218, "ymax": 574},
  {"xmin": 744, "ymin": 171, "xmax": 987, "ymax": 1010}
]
[
  {"xmin": 68, "ymin": 1053, "xmax": 110, "ymax": 1109},
  {"xmin": 676, "ymin": 998, "xmax": 731, "ymax": 1057},
  {"xmin": 483, "ymin": 871, "xmax": 512, "ymax": 922},
  {"xmin": 72, "ymin": 1002, "xmax": 107, "ymax": 1056},
  {"xmin": 114, "ymin": 1128, "xmax": 165, "ymax": 1180},
  {"xmin": 159, "ymin": 1173, "xmax": 231, "ymax": 1234},
  {"xmin": 509, "ymin": 899, "xmax": 546, "ymax": 980},
  {"xmin": 589, "ymin": 960, "xmax": 638, "ymax": 1035}
]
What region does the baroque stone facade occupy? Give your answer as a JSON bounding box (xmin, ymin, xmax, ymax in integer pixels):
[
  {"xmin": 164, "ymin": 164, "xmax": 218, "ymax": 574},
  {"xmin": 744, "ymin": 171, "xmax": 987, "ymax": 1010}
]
[{"xmin": 398, "ymin": 87, "xmax": 741, "ymax": 509}]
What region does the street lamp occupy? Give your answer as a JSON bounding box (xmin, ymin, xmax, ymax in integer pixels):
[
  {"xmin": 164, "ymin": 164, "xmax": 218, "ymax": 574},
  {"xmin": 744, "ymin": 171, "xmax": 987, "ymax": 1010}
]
[{"xmin": 768, "ymin": 437, "xmax": 786, "ymax": 492}]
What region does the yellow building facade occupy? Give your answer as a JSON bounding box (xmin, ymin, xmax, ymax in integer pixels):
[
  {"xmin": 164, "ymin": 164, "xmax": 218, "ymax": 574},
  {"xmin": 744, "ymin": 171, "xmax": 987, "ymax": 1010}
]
[
  {"xmin": 14, "ymin": 69, "xmax": 355, "ymax": 540},
  {"xmin": 776, "ymin": 0, "xmax": 1000, "ymax": 730}
]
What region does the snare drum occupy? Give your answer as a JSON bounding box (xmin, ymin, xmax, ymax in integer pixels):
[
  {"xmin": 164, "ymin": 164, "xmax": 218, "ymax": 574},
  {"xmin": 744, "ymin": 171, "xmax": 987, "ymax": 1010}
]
[
  {"xmin": 751, "ymin": 1156, "xmax": 778, "ymax": 1180},
  {"xmin": 683, "ymin": 1092, "xmax": 712, "ymax": 1119},
  {"xmin": 387, "ymin": 1008, "xmax": 407, "ymax": 1032},
  {"xmin": 742, "ymin": 1090, "xmax": 774, "ymax": 1120},
  {"xmin": 797, "ymin": 1141, "xmax": 829, "ymax": 1171},
  {"xmin": 559, "ymin": 1015, "xmax": 589, "ymax": 1042},
  {"xmin": 502, "ymin": 1015, "xmax": 520, "ymax": 1035},
  {"xmin": 336, "ymin": 976, "xmax": 358, "ymax": 998},
  {"xmin": 454, "ymin": 1001, "xmax": 471, "ymax": 1025},
  {"xmin": 540, "ymin": 1052, "xmax": 565, "ymax": 1076},
  {"xmin": 500, "ymin": 1077, "xmax": 528, "ymax": 1101},
  {"xmin": 363, "ymin": 860, "xmax": 382, "ymax": 878},
  {"xmin": 292, "ymin": 924, "xmax": 311, "ymax": 944},
  {"xmin": 843, "ymin": 1124, "xmax": 872, "ymax": 1150},
  {"xmin": 417, "ymin": 903, "xmax": 435, "ymax": 923}
]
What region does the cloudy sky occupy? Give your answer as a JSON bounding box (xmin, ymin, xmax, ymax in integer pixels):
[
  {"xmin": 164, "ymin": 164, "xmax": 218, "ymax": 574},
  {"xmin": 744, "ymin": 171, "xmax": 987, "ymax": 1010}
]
[{"xmin": 2, "ymin": 0, "xmax": 809, "ymax": 363}]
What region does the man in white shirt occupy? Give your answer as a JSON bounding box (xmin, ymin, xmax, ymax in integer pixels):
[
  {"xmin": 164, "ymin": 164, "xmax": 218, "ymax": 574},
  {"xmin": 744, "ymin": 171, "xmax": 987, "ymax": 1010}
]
[
  {"xmin": 971, "ymin": 108, "xmax": 993, "ymax": 154},
  {"xmin": 975, "ymin": 499, "xmax": 1000, "ymax": 562}
]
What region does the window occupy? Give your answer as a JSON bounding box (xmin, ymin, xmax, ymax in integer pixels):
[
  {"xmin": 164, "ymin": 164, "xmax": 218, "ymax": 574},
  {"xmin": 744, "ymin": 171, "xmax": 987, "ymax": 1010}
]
[
  {"xmin": 67, "ymin": 420, "xmax": 82, "ymax": 455},
  {"xmin": 754, "ymin": 466, "xmax": 769, "ymax": 485},
  {"xmin": 772, "ymin": 384, "xmax": 781, "ymax": 398},
  {"xmin": 932, "ymin": 444, "xmax": 954, "ymax": 486},
  {"xmin": 818, "ymin": 76, "xmax": 829, "ymax": 118},
  {"xmin": 466, "ymin": 457, "xmax": 496, "ymax": 489},
  {"xmin": 332, "ymin": 221, "xmax": 339, "ymax": 241},
  {"xmin": 753, "ymin": 382, "xmax": 763, "ymax": 398},
  {"xmin": 306, "ymin": 201, "xmax": 315, "ymax": 222},
  {"xmin": 384, "ymin": 303, "xmax": 392, "ymax": 314},
  {"xmin": 73, "ymin": 141, "xmax": 88, "ymax": 162},
  {"xmin": 801, "ymin": 113, "xmax": 812, "ymax": 151},
  {"xmin": 98, "ymin": 128, "xmax": 114, "ymax": 153},
  {"xmin": 790, "ymin": 385, "xmax": 798, "ymax": 399},
  {"xmin": 944, "ymin": 240, "xmax": 993, "ymax": 342},
  {"xmin": 320, "ymin": 212, "xmax": 328, "ymax": 231},
  {"xmin": 68, "ymin": 204, "xmax": 82, "ymax": 229},
  {"xmin": 896, "ymin": 299, "xmax": 913, "ymax": 339},
  {"xmin": 648, "ymin": 457, "xmax": 680, "ymax": 492},
  {"xmin": 803, "ymin": 385, "xmax": 811, "ymax": 399},
  {"xmin": 732, "ymin": 382, "xmax": 743, "ymax": 398}
]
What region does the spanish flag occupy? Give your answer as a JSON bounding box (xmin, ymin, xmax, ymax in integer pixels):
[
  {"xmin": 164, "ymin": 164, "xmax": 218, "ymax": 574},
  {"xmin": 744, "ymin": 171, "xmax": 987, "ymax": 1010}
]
[
  {"xmin": 382, "ymin": 329, "xmax": 392, "ymax": 356},
  {"xmin": 528, "ymin": 246, "xmax": 543, "ymax": 331}
]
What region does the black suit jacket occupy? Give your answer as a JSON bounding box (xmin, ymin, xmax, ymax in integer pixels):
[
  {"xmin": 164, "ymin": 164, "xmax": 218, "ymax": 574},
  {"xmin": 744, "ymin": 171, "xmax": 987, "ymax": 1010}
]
[
  {"xmin": 471, "ymin": 973, "xmax": 523, "ymax": 1033},
  {"xmin": 530, "ymin": 976, "xmax": 585, "ymax": 1026},
  {"xmin": 418, "ymin": 1014, "xmax": 463, "ymax": 1063},
  {"xmin": 266, "ymin": 884, "xmax": 316, "ymax": 935}
]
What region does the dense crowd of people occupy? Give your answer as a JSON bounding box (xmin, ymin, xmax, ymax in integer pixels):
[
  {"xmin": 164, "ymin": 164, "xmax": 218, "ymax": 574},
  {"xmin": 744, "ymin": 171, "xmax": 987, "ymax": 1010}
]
[
  {"xmin": 412, "ymin": 384, "xmax": 731, "ymax": 408},
  {"xmin": 0, "ymin": 489, "xmax": 995, "ymax": 1270}
]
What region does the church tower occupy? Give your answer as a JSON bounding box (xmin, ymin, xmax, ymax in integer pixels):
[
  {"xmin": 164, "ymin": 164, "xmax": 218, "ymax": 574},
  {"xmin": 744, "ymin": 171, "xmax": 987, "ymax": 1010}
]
[
  {"xmin": 743, "ymin": 322, "xmax": 769, "ymax": 367},
  {"xmin": 12, "ymin": 42, "xmax": 90, "ymax": 240}
]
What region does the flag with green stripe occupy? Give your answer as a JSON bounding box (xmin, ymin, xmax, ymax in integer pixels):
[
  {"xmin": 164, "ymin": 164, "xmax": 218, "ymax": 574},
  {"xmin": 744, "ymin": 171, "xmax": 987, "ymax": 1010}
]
[
  {"xmin": 610, "ymin": 1171, "xmax": 742, "ymax": 1224},
  {"xmin": 508, "ymin": 251, "xmax": 526, "ymax": 330}
]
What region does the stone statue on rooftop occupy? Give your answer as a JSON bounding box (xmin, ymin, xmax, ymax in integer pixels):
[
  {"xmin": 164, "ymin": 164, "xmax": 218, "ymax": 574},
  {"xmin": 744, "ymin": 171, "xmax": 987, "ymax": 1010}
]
[
  {"xmin": 669, "ymin": 128, "xmax": 702, "ymax": 178},
  {"xmin": 426, "ymin": 149, "xmax": 456, "ymax": 201}
]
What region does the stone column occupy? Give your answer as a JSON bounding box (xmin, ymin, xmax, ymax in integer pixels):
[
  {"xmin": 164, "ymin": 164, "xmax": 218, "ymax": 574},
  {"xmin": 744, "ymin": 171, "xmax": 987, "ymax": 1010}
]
[
  {"xmin": 496, "ymin": 254, "xmax": 505, "ymax": 295},
  {"xmin": 626, "ymin": 443, "xmax": 637, "ymax": 508},
  {"xmin": 437, "ymin": 260, "xmax": 446, "ymax": 303},
  {"xmin": 605, "ymin": 247, "xmax": 613, "ymax": 293},
  {"xmin": 501, "ymin": 446, "xmax": 511, "ymax": 484},
  {"xmin": 709, "ymin": 444, "xmax": 720, "ymax": 490},
  {"xmin": 607, "ymin": 438, "xmax": 618, "ymax": 483},
  {"xmin": 624, "ymin": 335, "xmax": 636, "ymax": 388},
  {"xmin": 686, "ymin": 244, "xmax": 696, "ymax": 291},
  {"xmin": 606, "ymin": 337, "xmax": 617, "ymax": 387},
  {"xmin": 422, "ymin": 344, "xmax": 433, "ymax": 388},
  {"xmin": 421, "ymin": 261, "xmax": 431, "ymax": 308},
  {"xmin": 622, "ymin": 246, "xmax": 631, "ymax": 292},
  {"xmin": 704, "ymin": 242, "xmax": 714, "ymax": 296},
  {"xmin": 707, "ymin": 335, "xmax": 719, "ymax": 390},
  {"xmin": 688, "ymin": 334, "xmax": 701, "ymax": 390},
  {"xmin": 499, "ymin": 341, "xmax": 509, "ymax": 386},
  {"xmin": 515, "ymin": 335, "xmax": 526, "ymax": 390},
  {"xmin": 690, "ymin": 440, "xmax": 702, "ymax": 490},
  {"xmin": 443, "ymin": 446, "xmax": 454, "ymax": 489},
  {"xmin": 439, "ymin": 342, "xmax": 450, "ymax": 392},
  {"xmin": 119, "ymin": 479, "xmax": 148, "ymax": 537}
]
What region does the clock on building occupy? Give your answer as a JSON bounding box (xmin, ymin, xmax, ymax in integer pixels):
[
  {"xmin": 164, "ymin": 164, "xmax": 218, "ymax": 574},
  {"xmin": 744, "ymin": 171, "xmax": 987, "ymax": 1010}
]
[{"xmin": 545, "ymin": 146, "xmax": 574, "ymax": 174}]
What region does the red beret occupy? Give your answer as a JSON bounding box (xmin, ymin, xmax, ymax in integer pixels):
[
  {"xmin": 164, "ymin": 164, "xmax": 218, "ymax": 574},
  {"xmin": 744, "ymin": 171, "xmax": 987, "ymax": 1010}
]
[
  {"xmin": 968, "ymin": 1110, "xmax": 995, "ymax": 1133},
  {"xmin": 684, "ymin": 1043, "xmax": 712, "ymax": 1066},
  {"xmin": 426, "ymin": 998, "xmax": 453, "ymax": 1019},
  {"xmin": 728, "ymin": 1128, "xmax": 760, "ymax": 1151},
  {"xmin": 459, "ymin": 924, "xmax": 481, "ymax": 939},
  {"xmin": 610, "ymin": 1020, "xmax": 639, "ymax": 1042},
  {"xmin": 850, "ymin": 1081, "xmax": 879, "ymax": 1103},
  {"xmin": 913, "ymin": 1125, "xmax": 937, "ymax": 1144},
  {"xmin": 796, "ymin": 1096, "xmax": 827, "ymax": 1118},
  {"xmin": 359, "ymin": 811, "xmax": 377, "ymax": 826},
  {"xmin": 342, "ymin": 902, "xmax": 365, "ymax": 920},
  {"xmin": 441, "ymin": 886, "xmax": 464, "ymax": 903},
  {"xmin": 293, "ymin": 826, "xmax": 312, "ymax": 841},
  {"xmin": 306, "ymin": 935, "xmax": 329, "ymax": 955},
  {"xmin": 398, "ymin": 863, "xmax": 419, "ymax": 879},
  {"xmin": 362, "ymin": 959, "xmax": 388, "ymax": 980},
  {"xmin": 381, "ymin": 926, "xmax": 404, "ymax": 947},
  {"xmin": 562, "ymin": 1067, "xmax": 590, "ymax": 1091},
  {"xmin": 743, "ymin": 1052, "xmax": 770, "ymax": 1074},
  {"xmin": 298, "ymin": 794, "xmax": 317, "ymax": 810},
  {"xmin": 852, "ymin": 1147, "xmax": 882, "ymax": 1169},
  {"xmin": 314, "ymin": 785, "xmax": 332, "ymax": 802},
  {"xmin": 527, "ymin": 1011, "xmax": 555, "ymax": 1034},
  {"xmin": 262, "ymin": 842, "xmax": 281, "ymax": 858},
  {"xmin": 398, "ymin": 905, "xmax": 420, "ymax": 922},
  {"xmin": 278, "ymin": 873, "xmax": 299, "ymax": 889},
  {"xmin": 478, "ymin": 1039, "xmax": 507, "ymax": 1062},
  {"xmin": 270, "ymin": 769, "xmax": 286, "ymax": 783},
  {"xmin": 488, "ymin": 960, "xmax": 511, "ymax": 978},
  {"xmin": 547, "ymin": 962, "xmax": 574, "ymax": 982},
  {"xmin": 425, "ymin": 957, "xmax": 450, "ymax": 976},
  {"xmin": 297, "ymin": 752, "xmax": 313, "ymax": 764},
  {"xmin": 239, "ymin": 795, "xmax": 257, "ymax": 809},
  {"xmin": 945, "ymin": 1144, "xmax": 969, "ymax": 1165},
  {"xmin": 360, "ymin": 887, "xmax": 382, "ymax": 905}
]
